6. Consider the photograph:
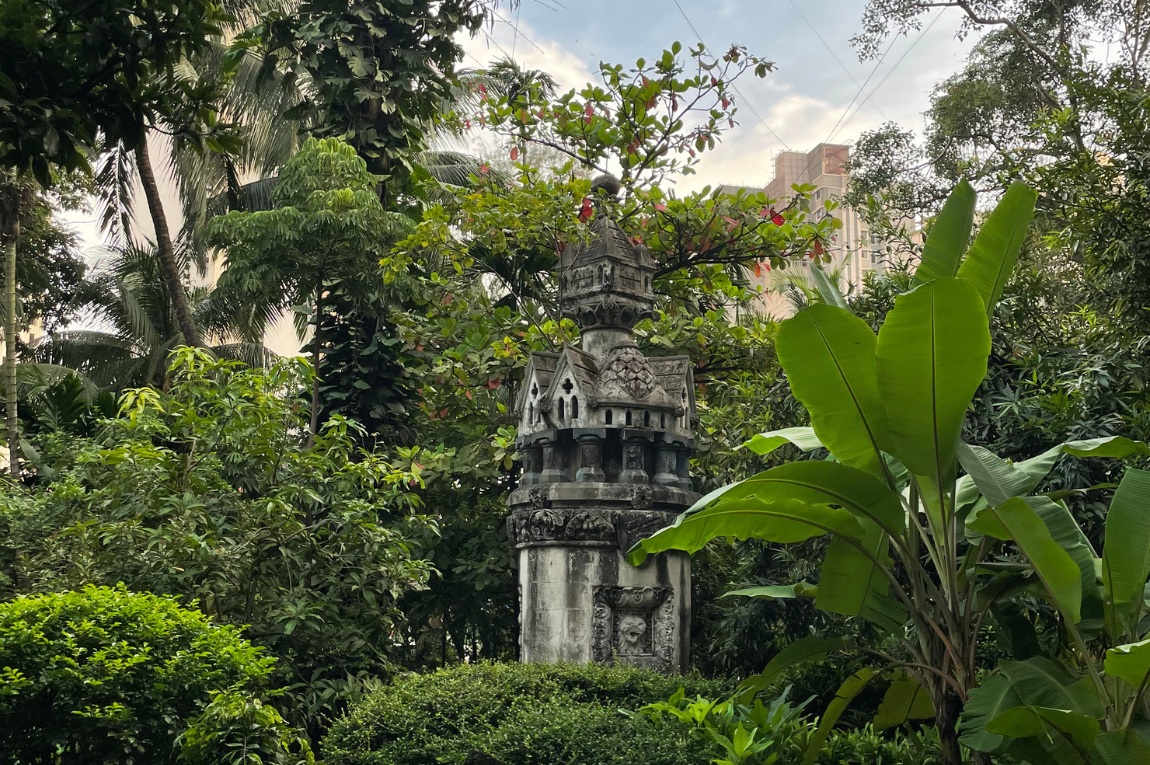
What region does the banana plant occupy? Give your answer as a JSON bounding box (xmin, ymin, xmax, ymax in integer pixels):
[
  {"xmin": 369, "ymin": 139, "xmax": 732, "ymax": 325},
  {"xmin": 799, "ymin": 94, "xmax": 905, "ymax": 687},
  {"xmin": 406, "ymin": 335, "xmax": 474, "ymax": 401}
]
[
  {"xmin": 955, "ymin": 463, "xmax": 1150, "ymax": 764},
  {"xmin": 628, "ymin": 178, "xmax": 1150, "ymax": 765}
]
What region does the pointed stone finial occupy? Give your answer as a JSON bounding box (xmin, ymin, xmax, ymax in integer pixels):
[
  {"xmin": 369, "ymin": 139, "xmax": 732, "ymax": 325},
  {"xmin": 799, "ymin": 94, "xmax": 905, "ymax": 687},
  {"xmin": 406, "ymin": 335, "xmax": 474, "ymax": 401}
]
[{"xmin": 590, "ymin": 173, "xmax": 621, "ymax": 199}]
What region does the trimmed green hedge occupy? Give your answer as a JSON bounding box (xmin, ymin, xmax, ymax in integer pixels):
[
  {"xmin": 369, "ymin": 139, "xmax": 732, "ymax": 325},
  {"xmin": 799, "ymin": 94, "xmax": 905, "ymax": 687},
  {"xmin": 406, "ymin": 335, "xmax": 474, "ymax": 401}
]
[
  {"xmin": 0, "ymin": 585, "xmax": 310, "ymax": 765},
  {"xmin": 322, "ymin": 662, "xmax": 732, "ymax": 765}
]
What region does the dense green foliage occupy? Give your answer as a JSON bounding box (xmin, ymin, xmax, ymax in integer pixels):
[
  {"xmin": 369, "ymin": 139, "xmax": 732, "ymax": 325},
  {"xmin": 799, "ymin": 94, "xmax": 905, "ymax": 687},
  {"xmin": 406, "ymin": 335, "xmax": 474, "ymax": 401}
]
[
  {"xmin": 0, "ymin": 586, "xmax": 310, "ymax": 764},
  {"xmin": 322, "ymin": 662, "xmax": 730, "ymax": 765},
  {"xmin": 2, "ymin": 349, "xmax": 437, "ymax": 738},
  {"xmin": 631, "ymin": 180, "xmax": 1150, "ymax": 764}
]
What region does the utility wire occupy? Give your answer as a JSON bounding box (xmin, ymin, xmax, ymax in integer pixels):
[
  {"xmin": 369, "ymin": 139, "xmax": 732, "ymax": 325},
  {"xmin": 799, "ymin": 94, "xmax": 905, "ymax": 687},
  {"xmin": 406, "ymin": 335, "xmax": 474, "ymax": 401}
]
[
  {"xmin": 829, "ymin": 10, "xmax": 944, "ymax": 143},
  {"xmin": 822, "ymin": 32, "xmax": 900, "ymax": 144},
  {"xmin": 786, "ymin": 0, "xmax": 888, "ymax": 121},
  {"xmin": 671, "ymin": 0, "xmax": 792, "ymax": 150}
]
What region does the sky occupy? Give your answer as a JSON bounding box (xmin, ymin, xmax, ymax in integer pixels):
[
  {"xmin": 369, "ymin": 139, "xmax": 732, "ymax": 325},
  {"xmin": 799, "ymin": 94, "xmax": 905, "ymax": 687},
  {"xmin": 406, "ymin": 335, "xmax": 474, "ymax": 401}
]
[
  {"xmin": 460, "ymin": 0, "xmax": 984, "ymax": 194},
  {"xmin": 65, "ymin": 0, "xmax": 984, "ymax": 254}
]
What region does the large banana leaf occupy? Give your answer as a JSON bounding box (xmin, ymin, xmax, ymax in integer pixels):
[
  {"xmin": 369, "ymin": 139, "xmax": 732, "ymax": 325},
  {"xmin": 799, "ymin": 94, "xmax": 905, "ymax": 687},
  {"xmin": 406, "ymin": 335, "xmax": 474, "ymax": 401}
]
[
  {"xmin": 957, "ymin": 441, "xmax": 1043, "ymax": 506},
  {"xmin": 803, "ymin": 668, "xmax": 874, "ymax": 765},
  {"xmin": 1028, "ymin": 496, "xmax": 1104, "ymax": 631},
  {"xmin": 739, "ymin": 426, "xmax": 823, "ymax": 457},
  {"xmin": 876, "ymin": 277, "xmax": 991, "ymax": 489},
  {"xmin": 956, "ymin": 182, "xmax": 1038, "ymax": 318},
  {"xmin": 960, "ymin": 674, "xmax": 1024, "ymax": 752},
  {"xmin": 776, "ymin": 304, "xmax": 893, "ymax": 478},
  {"xmin": 913, "ymin": 178, "xmax": 976, "ymax": 285},
  {"xmin": 1104, "ymin": 639, "xmax": 1150, "ymax": 689},
  {"xmin": 1101, "ymin": 468, "xmax": 1150, "ymax": 611},
  {"xmin": 970, "ymin": 497, "xmax": 1083, "ymax": 623},
  {"xmin": 874, "ymin": 673, "xmax": 935, "ymax": 731},
  {"xmin": 653, "ymin": 460, "xmax": 904, "ymax": 540},
  {"xmin": 627, "ymin": 496, "xmax": 862, "ymax": 564},
  {"xmin": 1093, "ymin": 730, "xmax": 1150, "ymax": 764},
  {"xmin": 986, "ymin": 706, "xmax": 1100, "ymax": 759},
  {"xmin": 738, "ymin": 635, "xmax": 850, "ymax": 698},
  {"xmin": 817, "ymin": 520, "xmax": 903, "ymax": 631}
]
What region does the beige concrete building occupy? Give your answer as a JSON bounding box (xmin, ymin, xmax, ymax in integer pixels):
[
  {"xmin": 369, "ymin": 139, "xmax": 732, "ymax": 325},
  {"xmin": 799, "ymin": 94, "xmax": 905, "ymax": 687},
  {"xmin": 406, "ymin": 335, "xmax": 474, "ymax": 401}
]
[{"xmin": 723, "ymin": 142, "xmax": 920, "ymax": 318}]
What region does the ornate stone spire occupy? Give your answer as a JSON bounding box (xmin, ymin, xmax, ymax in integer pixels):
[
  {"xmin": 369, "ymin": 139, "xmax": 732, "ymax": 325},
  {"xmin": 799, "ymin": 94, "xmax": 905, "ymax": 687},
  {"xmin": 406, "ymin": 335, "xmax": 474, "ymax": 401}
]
[{"xmin": 559, "ymin": 175, "xmax": 656, "ymax": 360}]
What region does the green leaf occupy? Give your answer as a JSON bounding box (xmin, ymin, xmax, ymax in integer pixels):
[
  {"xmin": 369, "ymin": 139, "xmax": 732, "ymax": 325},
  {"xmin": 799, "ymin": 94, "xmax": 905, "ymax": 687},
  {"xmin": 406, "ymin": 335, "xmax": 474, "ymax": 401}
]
[
  {"xmin": 913, "ymin": 178, "xmax": 976, "ymax": 285},
  {"xmin": 1027, "ymin": 496, "xmax": 1103, "ymax": 630},
  {"xmin": 874, "ymin": 674, "xmax": 935, "ymax": 731},
  {"xmin": 1104, "ymin": 639, "xmax": 1150, "ymax": 689},
  {"xmin": 643, "ymin": 460, "xmax": 904, "ymax": 546},
  {"xmin": 1101, "ymin": 468, "xmax": 1150, "ymax": 610},
  {"xmin": 971, "ymin": 497, "xmax": 1083, "ymax": 623},
  {"xmin": 722, "ymin": 582, "xmax": 817, "ymax": 600},
  {"xmin": 1093, "ymin": 729, "xmax": 1150, "ymax": 764},
  {"xmin": 626, "ymin": 497, "xmax": 862, "ymax": 565},
  {"xmin": 738, "ymin": 636, "xmax": 850, "ymax": 698},
  {"xmin": 957, "ymin": 441, "xmax": 1043, "ymax": 506},
  {"xmin": 875, "ymin": 277, "xmax": 991, "ymax": 488},
  {"xmin": 803, "ymin": 668, "xmax": 874, "ymax": 765},
  {"xmin": 1062, "ymin": 437, "xmax": 1150, "ymax": 459},
  {"xmin": 776, "ymin": 304, "xmax": 893, "ymax": 478},
  {"xmin": 955, "ymin": 181, "xmax": 1037, "ymax": 318},
  {"xmin": 960, "ymin": 674, "xmax": 1024, "ymax": 753},
  {"xmin": 998, "ymin": 657, "xmax": 1105, "ymax": 718},
  {"xmin": 986, "ymin": 706, "xmax": 1100, "ymax": 756},
  {"xmin": 816, "ymin": 520, "xmax": 904, "ymax": 631},
  {"xmin": 739, "ymin": 426, "xmax": 823, "ymax": 457},
  {"xmin": 810, "ymin": 266, "xmax": 851, "ymax": 311}
]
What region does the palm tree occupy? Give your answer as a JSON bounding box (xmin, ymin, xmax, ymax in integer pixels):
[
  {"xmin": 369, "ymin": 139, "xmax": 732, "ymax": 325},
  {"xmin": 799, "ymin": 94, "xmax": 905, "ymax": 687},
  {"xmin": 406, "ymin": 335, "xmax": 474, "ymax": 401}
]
[{"xmin": 35, "ymin": 243, "xmax": 274, "ymax": 391}]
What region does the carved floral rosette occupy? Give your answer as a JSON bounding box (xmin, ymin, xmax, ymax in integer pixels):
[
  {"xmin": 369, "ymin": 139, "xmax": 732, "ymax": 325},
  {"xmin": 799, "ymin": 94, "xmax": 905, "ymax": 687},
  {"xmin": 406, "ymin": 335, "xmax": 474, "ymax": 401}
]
[{"xmin": 591, "ymin": 585, "xmax": 675, "ymax": 672}]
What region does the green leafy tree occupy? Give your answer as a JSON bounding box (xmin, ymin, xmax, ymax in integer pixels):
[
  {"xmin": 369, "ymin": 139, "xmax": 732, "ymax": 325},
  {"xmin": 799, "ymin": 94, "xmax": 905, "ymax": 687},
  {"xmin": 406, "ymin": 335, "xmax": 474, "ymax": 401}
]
[
  {"xmin": 0, "ymin": 585, "xmax": 311, "ymax": 765},
  {"xmin": 630, "ymin": 180, "xmax": 1150, "ymax": 764},
  {"xmin": 1, "ymin": 349, "xmax": 439, "ymax": 739},
  {"xmin": 35, "ymin": 242, "xmax": 272, "ymax": 392},
  {"xmin": 238, "ymin": 0, "xmax": 485, "ymax": 200},
  {"xmin": 209, "ymin": 137, "xmax": 412, "ymax": 439}
]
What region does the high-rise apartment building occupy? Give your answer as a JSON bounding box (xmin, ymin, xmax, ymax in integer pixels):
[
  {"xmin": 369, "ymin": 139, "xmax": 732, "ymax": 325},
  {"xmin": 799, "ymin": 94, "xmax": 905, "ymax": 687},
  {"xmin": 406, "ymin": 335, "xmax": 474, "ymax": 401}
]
[{"xmin": 722, "ymin": 142, "xmax": 919, "ymax": 318}]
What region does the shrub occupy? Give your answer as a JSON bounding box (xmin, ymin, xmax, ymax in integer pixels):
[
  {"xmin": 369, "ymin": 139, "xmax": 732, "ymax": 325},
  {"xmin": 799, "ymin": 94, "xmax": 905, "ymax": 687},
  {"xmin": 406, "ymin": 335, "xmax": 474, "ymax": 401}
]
[
  {"xmin": 0, "ymin": 585, "xmax": 310, "ymax": 764},
  {"xmin": 322, "ymin": 662, "xmax": 732, "ymax": 765}
]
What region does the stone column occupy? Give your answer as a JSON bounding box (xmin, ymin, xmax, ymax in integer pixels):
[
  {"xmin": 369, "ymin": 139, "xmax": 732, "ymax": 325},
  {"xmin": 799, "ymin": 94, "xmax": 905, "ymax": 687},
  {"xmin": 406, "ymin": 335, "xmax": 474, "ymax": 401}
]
[
  {"xmin": 540, "ymin": 436, "xmax": 564, "ymax": 483},
  {"xmin": 674, "ymin": 444, "xmax": 692, "ymax": 491},
  {"xmin": 652, "ymin": 438, "xmax": 678, "ymax": 486},
  {"xmin": 619, "ymin": 433, "xmax": 649, "ymax": 484},
  {"xmin": 520, "ymin": 441, "xmax": 543, "ymax": 486},
  {"xmin": 575, "ymin": 430, "xmax": 606, "ymax": 482}
]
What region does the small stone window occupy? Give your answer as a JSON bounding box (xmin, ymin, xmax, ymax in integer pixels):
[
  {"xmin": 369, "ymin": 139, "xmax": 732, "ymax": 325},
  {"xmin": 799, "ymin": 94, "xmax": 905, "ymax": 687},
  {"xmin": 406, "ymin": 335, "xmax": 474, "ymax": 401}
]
[
  {"xmin": 660, "ymin": 413, "xmax": 666, "ymax": 429},
  {"xmin": 625, "ymin": 410, "xmax": 632, "ymax": 426},
  {"xmin": 605, "ymin": 410, "xmax": 613, "ymax": 425},
  {"xmin": 558, "ymin": 398, "xmax": 565, "ymax": 420},
  {"xmin": 562, "ymin": 378, "xmax": 573, "ymax": 394},
  {"xmin": 529, "ymin": 403, "xmax": 534, "ymax": 423},
  {"xmin": 643, "ymin": 411, "xmax": 650, "ymax": 427},
  {"xmin": 571, "ymin": 397, "xmax": 579, "ymax": 419}
]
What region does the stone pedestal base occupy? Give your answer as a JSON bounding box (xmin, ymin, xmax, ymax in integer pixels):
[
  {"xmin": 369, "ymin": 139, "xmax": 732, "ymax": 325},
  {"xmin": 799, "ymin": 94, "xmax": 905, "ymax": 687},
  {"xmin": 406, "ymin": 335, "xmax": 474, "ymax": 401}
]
[{"xmin": 507, "ymin": 482, "xmax": 695, "ymax": 672}]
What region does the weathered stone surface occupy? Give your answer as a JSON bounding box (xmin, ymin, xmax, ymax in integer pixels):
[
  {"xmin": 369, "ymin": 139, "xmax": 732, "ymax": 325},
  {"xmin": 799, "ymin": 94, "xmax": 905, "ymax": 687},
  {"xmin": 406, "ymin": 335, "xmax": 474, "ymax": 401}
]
[{"xmin": 509, "ymin": 186, "xmax": 696, "ymax": 673}]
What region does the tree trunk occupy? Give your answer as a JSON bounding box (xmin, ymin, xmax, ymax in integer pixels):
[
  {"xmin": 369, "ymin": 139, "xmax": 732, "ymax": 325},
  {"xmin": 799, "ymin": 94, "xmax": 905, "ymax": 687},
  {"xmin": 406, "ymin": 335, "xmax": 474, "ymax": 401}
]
[
  {"xmin": 935, "ymin": 690, "xmax": 965, "ymax": 765},
  {"xmin": 308, "ymin": 287, "xmax": 323, "ymax": 445},
  {"xmin": 134, "ymin": 133, "xmax": 203, "ymax": 348},
  {"xmin": 4, "ymin": 218, "xmax": 18, "ymax": 480}
]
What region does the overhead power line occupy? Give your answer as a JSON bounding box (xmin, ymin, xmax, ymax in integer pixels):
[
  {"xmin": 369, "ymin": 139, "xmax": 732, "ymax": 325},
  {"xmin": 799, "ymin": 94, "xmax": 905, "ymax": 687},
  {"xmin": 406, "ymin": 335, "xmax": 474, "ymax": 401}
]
[
  {"xmin": 671, "ymin": 0, "xmax": 792, "ymax": 151},
  {"xmin": 829, "ymin": 10, "xmax": 945, "ymax": 143}
]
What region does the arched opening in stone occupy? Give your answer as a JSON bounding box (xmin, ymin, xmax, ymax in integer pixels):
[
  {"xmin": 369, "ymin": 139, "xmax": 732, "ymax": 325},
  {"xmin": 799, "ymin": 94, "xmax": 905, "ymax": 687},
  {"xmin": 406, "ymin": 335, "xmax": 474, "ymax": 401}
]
[
  {"xmin": 571, "ymin": 397, "xmax": 579, "ymax": 419},
  {"xmin": 605, "ymin": 410, "xmax": 613, "ymax": 425},
  {"xmin": 660, "ymin": 413, "xmax": 666, "ymax": 429},
  {"xmin": 643, "ymin": 411, "xmax": 650, "ymax": 427},
  {"xmin": 625, "ymin": 410, "xmax": 632, "ymax": 426},
  {"xmin": 558, "ymin": 398, "xmax": 565, "ymax": 420}
]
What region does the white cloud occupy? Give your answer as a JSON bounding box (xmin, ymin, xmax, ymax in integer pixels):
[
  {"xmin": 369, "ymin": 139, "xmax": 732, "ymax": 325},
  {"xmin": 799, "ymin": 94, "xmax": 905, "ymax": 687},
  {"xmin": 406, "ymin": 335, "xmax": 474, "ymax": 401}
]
[{"xmin": 458, "ymin": 20, "xmax": 597, "ymax": 93}]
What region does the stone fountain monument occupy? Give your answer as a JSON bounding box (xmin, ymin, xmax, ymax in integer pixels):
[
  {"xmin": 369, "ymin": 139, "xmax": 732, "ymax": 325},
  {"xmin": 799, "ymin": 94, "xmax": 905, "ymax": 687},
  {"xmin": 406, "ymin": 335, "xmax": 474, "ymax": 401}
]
[{"xmin": 507, "ymin": 176, "xmax": 697, "ymax": 672}]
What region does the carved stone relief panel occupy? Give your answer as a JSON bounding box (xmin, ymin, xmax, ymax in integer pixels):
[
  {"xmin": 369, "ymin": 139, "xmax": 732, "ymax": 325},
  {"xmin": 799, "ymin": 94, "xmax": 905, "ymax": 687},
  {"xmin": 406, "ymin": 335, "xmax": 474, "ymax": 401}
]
[{"xmin": 591, "ymin": 586, "xmax": 675, "ymax": 672}]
